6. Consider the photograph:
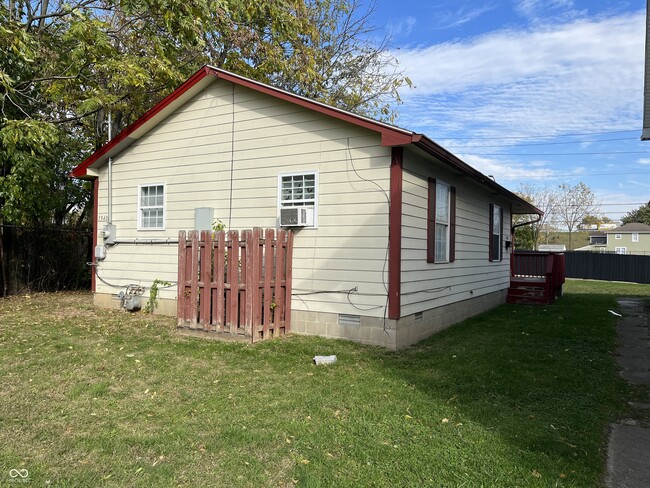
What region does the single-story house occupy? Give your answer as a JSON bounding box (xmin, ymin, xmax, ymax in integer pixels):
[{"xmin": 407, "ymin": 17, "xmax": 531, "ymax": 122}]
[
  {"xmin": 70, "ymin": 66, "xmax": 541, "ymax": 349},
  {"xmin": 605, "ymin": 223, "xmax": 650, "ymax": 255}
]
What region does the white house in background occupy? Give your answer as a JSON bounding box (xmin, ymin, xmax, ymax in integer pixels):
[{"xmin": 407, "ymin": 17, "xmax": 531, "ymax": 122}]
[{"xmin": 70, "ymin": 66, "xmax": 541, "ymax": 349}]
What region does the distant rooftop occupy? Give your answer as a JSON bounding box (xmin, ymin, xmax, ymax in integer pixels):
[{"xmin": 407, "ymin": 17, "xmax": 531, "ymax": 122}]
[{"xmin": 607, "ymin": 223, "xmax": 650, "ymax": 233}]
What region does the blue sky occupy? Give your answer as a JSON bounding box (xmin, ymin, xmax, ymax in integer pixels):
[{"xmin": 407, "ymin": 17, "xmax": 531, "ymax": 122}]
[{"xmin": 370, "ymin": 0, "xmax": 649, "ymax": 221}]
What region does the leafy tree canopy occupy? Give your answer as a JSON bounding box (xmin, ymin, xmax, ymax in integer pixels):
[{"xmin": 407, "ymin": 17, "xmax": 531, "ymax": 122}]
[
  {"xmin": 1, "ymin": 0, "xmax": 409, "ymax": 295},
  {"xmin": 621, "ymin": 202, "xmax": 650, "ymax": 225},
  {"xmin": 1, "ymin": 0, "xmax": 408, "ymax": 227}
]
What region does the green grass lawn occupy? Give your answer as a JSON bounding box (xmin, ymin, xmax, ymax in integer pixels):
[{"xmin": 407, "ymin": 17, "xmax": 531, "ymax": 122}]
[{"xmin": 1, "ymin": 280, "xmax": 648, "ymax": 487}]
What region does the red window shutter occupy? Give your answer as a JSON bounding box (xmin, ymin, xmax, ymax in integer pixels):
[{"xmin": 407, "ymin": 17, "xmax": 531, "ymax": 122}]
[
  {"xmin": 427, "ymin": 178, "xmax": 436, "ymax": 263},
  {"xmin": 449, "ymin": 186, "xmax": 456, "ymax": 262}
]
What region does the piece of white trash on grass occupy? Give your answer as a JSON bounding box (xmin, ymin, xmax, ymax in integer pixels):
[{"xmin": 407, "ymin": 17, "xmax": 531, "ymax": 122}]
[
  {"xmin": 608, "ymin": 310, "xmax": 622, "ymax": 317},
  {"xmin": 313, "ymin": 355, "xmax": 337, "ymax": 365}
]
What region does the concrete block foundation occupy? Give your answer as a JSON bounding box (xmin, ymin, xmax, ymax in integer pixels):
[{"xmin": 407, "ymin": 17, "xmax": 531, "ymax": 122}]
[{"xmin": 93, "ymin": 289, "xmax": 506, "ymax": 349}]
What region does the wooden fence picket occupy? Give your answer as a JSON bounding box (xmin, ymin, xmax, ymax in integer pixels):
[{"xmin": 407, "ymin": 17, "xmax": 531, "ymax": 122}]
[{"xmin": 177, "ymin": 228, "xmax": 292, "ymax": 341}]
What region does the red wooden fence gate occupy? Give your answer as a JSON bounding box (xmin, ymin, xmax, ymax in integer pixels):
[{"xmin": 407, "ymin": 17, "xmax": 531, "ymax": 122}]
[{"xmin": 177, "ymin": 228, "xmax": 293, "ymax": 342}]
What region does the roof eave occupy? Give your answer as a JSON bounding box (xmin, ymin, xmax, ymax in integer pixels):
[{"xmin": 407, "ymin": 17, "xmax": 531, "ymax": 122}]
[
  {"xmin": 69, "ymin": 66, "xmax": 214, "ymax": 178},
  {"xmin": 69, "ymin": 65, "xmax": 415, "ymax": 179},
  {"xmin": 411, "ymin": 135, "xmax": 542, "ymax": 216}
]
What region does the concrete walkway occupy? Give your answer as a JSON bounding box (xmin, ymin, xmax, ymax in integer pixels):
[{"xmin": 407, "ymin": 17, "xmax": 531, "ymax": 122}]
[{"xmin": 606, "ymin": 297, "xmax": 650, "ymax": 488}]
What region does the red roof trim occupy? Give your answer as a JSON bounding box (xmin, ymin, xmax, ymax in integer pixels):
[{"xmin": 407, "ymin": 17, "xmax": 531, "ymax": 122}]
[
  {"xmin": 69, "ymin": 65, "xmax": 414, "ymax": 178},
  {"xmin": 91, "ymin": 178, "xmax": 98, "ymax": 292},
  {"xmin": 68, "ymin": 65, "xmax": 542, "ymax": 218},
  {"xmin": 210, "ymin": 68, "xmax": 414, "ymax": 146},
  {"xmin": 412, "ymin": 136, "xmax": 541, "ymax": 216},
  {"xmin": 69, "ymin": 66, "xmax": 212, "ymax": 178},
  {"xmin": 388, "ymin": 147, "xmax": 403, "ymax": 320}
]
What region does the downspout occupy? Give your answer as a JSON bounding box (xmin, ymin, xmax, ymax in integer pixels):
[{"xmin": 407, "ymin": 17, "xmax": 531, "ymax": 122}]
[
  {"xmin": 107, "ymin": 112, "xmax": 113, "ymax": 225},
  {"xmin": 511, "ymin": 214, "xmax": 542, "ymax": 250},
  {"xmin": 510, "ymin": 214, "xmax": 542, "ymax": 278}
]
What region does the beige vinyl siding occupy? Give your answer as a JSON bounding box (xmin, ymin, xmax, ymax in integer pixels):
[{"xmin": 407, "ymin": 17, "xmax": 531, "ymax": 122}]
[
  {"xmin": 95, "ymin": 78, "xmax": 391, "ymax": 316},
  {"xmin": 400, "ymin": 148, "xmax": 512, "ymax": 316}
]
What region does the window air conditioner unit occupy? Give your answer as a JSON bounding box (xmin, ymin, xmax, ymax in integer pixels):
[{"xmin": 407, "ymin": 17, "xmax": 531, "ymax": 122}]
[{"xmin": 280, "ymin": 206, "xmax": 314, "ymax": 227}]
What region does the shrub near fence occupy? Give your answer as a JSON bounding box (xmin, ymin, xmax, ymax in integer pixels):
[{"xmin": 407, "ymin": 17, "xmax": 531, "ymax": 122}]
[{"xmin": 564, "ymin": 251, "xmax": 650, "ymax": 284}]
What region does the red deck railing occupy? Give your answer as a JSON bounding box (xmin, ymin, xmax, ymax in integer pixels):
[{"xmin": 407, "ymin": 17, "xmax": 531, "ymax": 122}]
[{"xmin": 511, "ymin": 251, "xmax": 565, "ymax": 302}]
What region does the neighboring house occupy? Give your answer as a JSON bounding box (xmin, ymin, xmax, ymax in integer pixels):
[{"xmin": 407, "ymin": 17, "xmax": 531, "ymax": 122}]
[
  {"xmin": 574, "ymin": 231, "xmax": 608, "ymax": 252},
  {"xmin": 70, "ymin": 66, "xmax": 541, "ymax": 349},
  {"xmin": 605, "ymin": 223, "xmax": 650, "ymax": 255}
]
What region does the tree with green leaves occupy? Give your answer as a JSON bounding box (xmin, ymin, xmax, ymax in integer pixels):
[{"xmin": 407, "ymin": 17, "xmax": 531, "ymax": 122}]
[
  {"xmin": 0, "ymin": 0, "xmax": 410, "ymax": 295},
  {"xmin": 621, "ymin": 202, "xmax": 650, "ymax": 225},
  {"xmin": 580, "ymin": 214, "xmax": 613, "ymax": 229}
]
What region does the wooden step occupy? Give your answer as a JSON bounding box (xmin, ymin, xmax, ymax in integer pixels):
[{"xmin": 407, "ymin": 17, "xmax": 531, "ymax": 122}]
[
  {"xmin": 507, "ymin": 287, "xmax": 545, "ymax": 296},
  {"xmin": 507, "ymin": 295, "xmax": 554, "ymax": 305},
  {"xmin": 507, "ymin": 287, "xmax": 554, "ymax": 304}
]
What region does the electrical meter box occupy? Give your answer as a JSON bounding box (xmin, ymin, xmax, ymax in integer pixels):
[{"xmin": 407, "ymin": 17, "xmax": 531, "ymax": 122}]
[
  {"xmin": 103, "ymin": 224, "xmax": 117, "ymax": 245},
  {"xmin": 194, "ymin": 207, "xmax": 215, "ymax": 231}
]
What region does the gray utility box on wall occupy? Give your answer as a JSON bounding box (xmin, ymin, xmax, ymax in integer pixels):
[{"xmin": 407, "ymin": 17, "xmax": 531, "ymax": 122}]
[
  {"xmin": 194, "ymin": 208, "xmax": 214, "ymax": 231},
  {"xmin": 103, "ymin": 224, "xmax": 117, "ymax": 244}
]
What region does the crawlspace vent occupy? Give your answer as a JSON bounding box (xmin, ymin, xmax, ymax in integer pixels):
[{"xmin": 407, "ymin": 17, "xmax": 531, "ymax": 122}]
[
  {"xmin": 339, "ymin": 314, "xmax": 361, "ymax": 326},
  {"xmin": 415, "ymin": 312, "xmax": 423, "ymax": 321}
]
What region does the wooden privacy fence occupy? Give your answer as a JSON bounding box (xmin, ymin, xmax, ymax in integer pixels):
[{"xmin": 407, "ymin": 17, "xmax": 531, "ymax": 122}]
[{"xmin": 177, "ymin": 228, "xmax": 294, "ymax": 342}]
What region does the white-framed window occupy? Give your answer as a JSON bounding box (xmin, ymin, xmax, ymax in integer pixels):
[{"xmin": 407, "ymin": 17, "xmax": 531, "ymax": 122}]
[
  {"xmin": 138, "ymin": 183, "xmax": 165, "ymax": 230},
  {"xmin": 632, "ymin": 233, "xmax": 639, "ymax": 242},
  {"xmin": 427, "ymin": 179, "xmax": 456, "ymax": 263},
  {"xmin": 489, "ymin": 204, "xmax": 502, "ymax": 262},
  {"xmin": 615, "ymin": 234, "xmax": 622, "ymax": 240},
  {"xmin": 435, "ymin": 181, "xmax": 450, "ymax": 262},
  {"xmin": 278, "ymin": 171, "xmax": 318, "ymax": 227},
  {"xmin": 615, "ymin": 247, "xmax": 627, "ymax": 255}
]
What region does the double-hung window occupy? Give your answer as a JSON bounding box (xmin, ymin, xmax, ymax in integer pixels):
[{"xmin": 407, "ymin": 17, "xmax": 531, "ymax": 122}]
[
  {"xmin": 489, "ymin": 204, "xmax": 503, "ymax": 261},
  {"xmin": 278, "ymin": 172, "xmax": 318, "ymax": 227},
  {"xmin": 138, "ymin": 184, "xmax": 165, "ymax": 230},
  {"xmin": 427, "ymin": 178, "xmax": 456, "ymax": 263},
  {"xmin": 632, "ymin": 233, "xmax": 639, "ymax": 243}
]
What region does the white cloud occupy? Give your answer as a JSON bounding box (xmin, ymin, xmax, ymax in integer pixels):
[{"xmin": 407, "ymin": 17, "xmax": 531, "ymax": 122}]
[
  {"xmin": 394, "ymin": 12, "xmax": 644, "ymax": 139},
  {"xmin": 626, "ymin": 179, "xmax": 650, "ymax": 188},
  {"xmin": 437, "ymin": 4, "xmax": 498, "ymax": 29},
  {"xmin": 594, "ymin": 189, "xmax": 647, "ymax": 221},
  {"xmin": 637, "ymin": 158, "xmax": 650, "ymax": 165},
  {"xmin": 514, "ymin": 0, "xmax": 577, "ymax": 20},
  {"xmin": 388, "ymin": 16, "xmax": 416, "ymax": 38},
  {"xmin": 459, "ymin": 154, "xmax": 560, "ymax": 181}
]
